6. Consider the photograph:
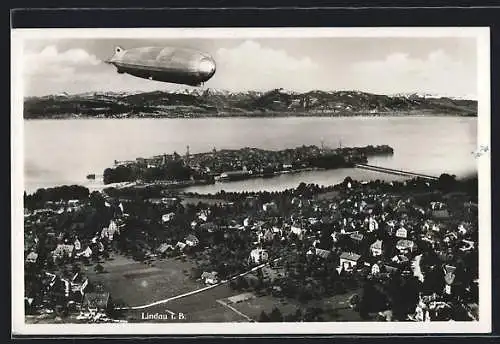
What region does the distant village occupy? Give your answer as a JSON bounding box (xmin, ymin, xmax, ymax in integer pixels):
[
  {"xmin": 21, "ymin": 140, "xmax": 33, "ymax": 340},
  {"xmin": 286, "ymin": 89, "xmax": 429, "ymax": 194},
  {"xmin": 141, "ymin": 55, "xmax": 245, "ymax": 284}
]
[{"xmin": 24, "ymin": 168, "xmax": 479, "ymax": 323}]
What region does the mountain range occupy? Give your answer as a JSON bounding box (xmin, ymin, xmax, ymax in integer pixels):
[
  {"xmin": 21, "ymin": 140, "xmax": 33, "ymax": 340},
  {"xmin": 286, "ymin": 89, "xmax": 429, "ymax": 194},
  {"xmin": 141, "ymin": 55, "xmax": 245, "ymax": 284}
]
[{"xmin": 23, "ymin": 88, "xmax": 478, "ymax": 119}]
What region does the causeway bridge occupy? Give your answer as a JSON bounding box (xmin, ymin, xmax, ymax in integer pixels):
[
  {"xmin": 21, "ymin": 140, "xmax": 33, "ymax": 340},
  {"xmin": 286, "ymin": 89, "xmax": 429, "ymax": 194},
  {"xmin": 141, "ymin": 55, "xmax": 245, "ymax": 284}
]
[{"xmin": 355, "ymin": 163, "xmax": 439, "ymax": 181}]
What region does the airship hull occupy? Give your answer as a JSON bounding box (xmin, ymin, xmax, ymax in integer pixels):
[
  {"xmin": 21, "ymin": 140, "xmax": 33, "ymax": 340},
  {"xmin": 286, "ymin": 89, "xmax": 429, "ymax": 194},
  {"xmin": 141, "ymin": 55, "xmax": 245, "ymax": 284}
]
[{"xmin": 106, "ymin": 46, "xmax": 216, "ymax": 86}]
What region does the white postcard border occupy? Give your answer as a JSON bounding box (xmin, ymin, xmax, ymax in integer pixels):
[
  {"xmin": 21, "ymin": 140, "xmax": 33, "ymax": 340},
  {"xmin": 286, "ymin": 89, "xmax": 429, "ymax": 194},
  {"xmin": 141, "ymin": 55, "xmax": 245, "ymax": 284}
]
[{"xmin": 11, "ymin": 26, "xmax": 492, "ymax": 335}]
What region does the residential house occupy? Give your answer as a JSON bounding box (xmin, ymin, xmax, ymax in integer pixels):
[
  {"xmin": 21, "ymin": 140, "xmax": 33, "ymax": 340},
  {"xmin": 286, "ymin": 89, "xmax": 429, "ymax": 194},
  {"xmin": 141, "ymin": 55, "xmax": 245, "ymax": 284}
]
[
  {"xmin": 100, "ymin": 226, "xmax": 116, "ymax": 241},
  {"xmin": 258, "ymin": 228, "xmax": 274, "ymax": 243},
  {"xmin": 367, "ymin": 216, "xmax": 379, "ymax": 232},
  {"xmin": 261, "ymin": 266, "xmax": 283, "ymax": 283},
  {"xmin": 411, "ymin": 254, "xmax": 425, "ymax": 283},
  {"xmin": 315, "ymin": 248, "xmax": 331, "ymax": 259},
  {"xmin": 339, "ymin": 252, "xmax": 361, "ymax": 272},
  {"xmin": 460, "ymin": 240, "xmax": 475, "ymax": 252},
  {"xmin": 162, "ymin": 212, "xmax": 176, "ymax": 223},
  {"xmin": 157, "ymin": 243, "xmax": 174, "ymax": 255},
  {"xmin": 82, "ymin": 292, "xmax": 111, "ymax": 314},
  {"xmin": 392, "ymin": 254, "xmax": 410, "ymax": 264},
  {"xmin": 431, "ymin": 223, "xmax": 442, "ymax": 233},
  {"xmin": 290, "ymin": 224, "xmax": 304, "ymax": 240},
  {"xmin": 430, "ymin": 201, "xmax": 445, "ymax": 210},
  {"xmin": 432, "ymin": 209, "xmax": 451, "ymax": 220},
  {"xmin": 386, "ymin": 220, "xmax": 397, "ymax": 235},
  {"xmin": 350, "ymin": 232, "xmax": 364, "ymax": 243},
  {"xmin": 68, "ymin": 199, "xmax": 80, "ymax": 207},
  {"xmin": 201, "ymin": 271, "xmax": 219, "ymax": 285},
  {"xmin": 176, "ymin": 241, "xmax": 187, "ymax": 250},
  {"xmin": 25, "ymin": 251, "xmax": 38, "ymax": 264},
  {"xmin": 249, "ymin": 248, "xmax": 269, "ymax": 264},
  {"xmin": 70, "ymin": 274, "xmax": 88, "ymax": 294},
  {"xmin": 198, "ymin": 212, "xmax": 209, "ymax": 222},
  {"xmin": 52, "ymin": 244, "xmax": 75, "ymax": 260},
  {"xmin": 370, "ymin": 240, "xmax": 383, "ymax": 257},
  {"xmin": 443, "ymin": 265, "xmax": 457, "ymax": 295},
  {"xmin": 383, "ymin": 264, "xmax": 400, "ymax": 275},
  {"xmin": 78, "ymin": 246, "xmax": 93, "ymax": 259},
  {"xmin": 97, "ymin": 241, "xmax": 105, "ymax": 252},
  {"xmin": 262, "ymin": 202, "xmax": 278, "ymax": 213},
  {"xmin": 185, "ymin": 234, "xmax": 200, "ymax": 247},
  {"xmin": 243, "ymin": 217, "xmax": 252, "ymax": 228},
  {"xmin": 396, "ymin": 239, "xmax": 415, "ymax": 254},
  {"xmin": 161, "ymin": 197, "xmax": 179, "ymax": 207},
  {"xmin": 200, "ymin": 222, "xmax": 218, "ymax": 233},
  {"xmin": 458, "ymin": 222, "xmax": 472, "ymax": 236},
  {"xmin": 74, "ymin": 238, "xmax": 81, "ymax": 251},
  {"xmin": 443, "ymin": 232, "xmax": 459, "ymax": 244},
  {"xmin": 395, "ymin": 227, "xmax": 408, "ymax": 239}
]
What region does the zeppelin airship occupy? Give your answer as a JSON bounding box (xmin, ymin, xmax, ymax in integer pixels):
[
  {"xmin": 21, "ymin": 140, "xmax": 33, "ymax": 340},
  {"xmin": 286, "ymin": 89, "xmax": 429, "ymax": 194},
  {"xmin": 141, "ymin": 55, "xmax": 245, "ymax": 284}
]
[{"xmin": 105, "ymin": 46, "xmax": 216, "ymax": 86}]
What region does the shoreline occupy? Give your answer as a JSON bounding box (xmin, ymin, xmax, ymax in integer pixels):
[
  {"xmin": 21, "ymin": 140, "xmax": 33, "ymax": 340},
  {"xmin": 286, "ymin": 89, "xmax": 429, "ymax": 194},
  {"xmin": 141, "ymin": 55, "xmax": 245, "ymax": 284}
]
[{"xmin": 24, "ymin": 113, "xmax": 477, "ymax": 120}]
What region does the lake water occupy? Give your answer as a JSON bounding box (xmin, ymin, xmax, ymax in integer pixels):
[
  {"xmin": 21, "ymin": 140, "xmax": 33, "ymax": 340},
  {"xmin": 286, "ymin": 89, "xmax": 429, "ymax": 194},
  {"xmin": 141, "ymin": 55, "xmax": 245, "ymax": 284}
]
[{"xmin": 23, "ymin": 117, "xmax": 478, "ymax": 195}]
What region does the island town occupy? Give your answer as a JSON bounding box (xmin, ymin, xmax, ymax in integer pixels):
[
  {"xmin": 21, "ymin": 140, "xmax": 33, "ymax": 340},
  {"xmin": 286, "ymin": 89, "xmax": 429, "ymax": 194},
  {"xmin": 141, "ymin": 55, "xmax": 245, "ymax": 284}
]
[
  {"xmin": 101, "ymin": 144, "xmax": 395, "ymax": 186},
  {"xmin": 23, "ymin": 144, "xmax": 478, "ymax": 323}
]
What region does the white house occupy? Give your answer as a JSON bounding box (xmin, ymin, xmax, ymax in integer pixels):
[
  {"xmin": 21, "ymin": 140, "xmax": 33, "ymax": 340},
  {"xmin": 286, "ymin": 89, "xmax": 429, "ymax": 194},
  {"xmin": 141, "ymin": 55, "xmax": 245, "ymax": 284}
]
[
  {"xmin": 368, "ymin": 216, "xmax": 379, "ymax": 232},
  {"xmin": 458, "ymin": 222, "xmax": 471, "ymax": 236},
  {"xmin": 339, "ymin": 252, "xmax": 361, "ymax": 272},
  {"xmin": 396, "ymin": 239, "xmax": 415, "ymax": 254},
  {"xmin": 262, "ymin": 202, "xmax": 278, "ymax": 213},
  {"xmin": 79, "ymin": 246, "xmax": 93, "ymax": 258},
  {"xmin": 370, "ymin": 240, "xmax": 383, "ymax": 257},
  {"xmin": 201, "ymin": 271, "xmax": 219, "ymax": 285},
  {"xmin": 26, "ymin": 251, "xmax": 38, "ymax": 264},
  {"xmin": 198, "ymin": 212, "xmax": 208, "ymax": 222},
  {"xmin": 249, "ymin": 248, "xmax": 269, "ymax": 264},
  {"xmin": 74, "ymin": 238, "xmax": 81, "ymax": 251},
  {"xmin": 290, "ymin": 225, "xmax": 304, "ymax": 239},
  {"xmin": 176, "ymin": 241, "xmax": 187, "ymax": 250},
  {"xmin": 185, "ymin": 235, "xmax": 200, "ymax": 247},
  {"xmin": 460, "ymin": 240, "xmax": 475, "ymax": 252},
  {"xmin": 315, "ymin": 248, "xmax": 331, "ymax": 259},
  {"xmin": 52, "ymin": 244, "xmax": 75, "ymax": 260},
  {"xmin": 395, "ymin": 227, "xmax": 408, "ymax": 239},
  {"xmin": 162, "ymin": 212, "xmax": 176, "ymax": 223}
]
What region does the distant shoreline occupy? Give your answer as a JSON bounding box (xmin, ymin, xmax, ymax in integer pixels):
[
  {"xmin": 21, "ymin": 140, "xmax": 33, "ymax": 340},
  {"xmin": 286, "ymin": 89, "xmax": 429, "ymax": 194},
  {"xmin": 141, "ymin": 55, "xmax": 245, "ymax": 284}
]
[{"xmin": 24, "ymin": 112, "xmax": 477, "ymax": 120}]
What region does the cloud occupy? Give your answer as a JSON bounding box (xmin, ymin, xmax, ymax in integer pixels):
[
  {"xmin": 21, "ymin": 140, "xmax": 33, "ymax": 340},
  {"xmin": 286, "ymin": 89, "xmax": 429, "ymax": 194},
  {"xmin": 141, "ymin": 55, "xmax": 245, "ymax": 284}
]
[
  {"xmin": 24, "ymin": 45, "xmax": 102, "ymax": 77},
  {"xmin": 210, "ymin": 40, "xmax": 320, "ymax": 92},
  {"xmin": 349, "ymin": 50, "xmax": 476, "ymax": 97},
  {"xmin": 23, "ymin": 44, "xmax": 194, "ymax": 96}
]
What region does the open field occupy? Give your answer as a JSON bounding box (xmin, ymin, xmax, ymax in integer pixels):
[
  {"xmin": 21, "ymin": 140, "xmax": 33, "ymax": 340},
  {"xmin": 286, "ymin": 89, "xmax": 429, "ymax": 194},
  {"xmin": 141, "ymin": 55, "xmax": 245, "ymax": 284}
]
[
  {"xmin": 83, "ymin": 253, "xmax": 203, "ymax": 307},
  {"xmin": 229, "ymin": 294, "xmax": 298, "ymax": 321},
  {"xmin": 228, "ymin": 290, "xmax": 363, "ymax": 322},
  {"xmin": 124, "ymin": 278, "xmax": 364, "ymax": 323},
  {"xmin": 125, "ymin": 283, "xmax": 247, "ymax": 322}
]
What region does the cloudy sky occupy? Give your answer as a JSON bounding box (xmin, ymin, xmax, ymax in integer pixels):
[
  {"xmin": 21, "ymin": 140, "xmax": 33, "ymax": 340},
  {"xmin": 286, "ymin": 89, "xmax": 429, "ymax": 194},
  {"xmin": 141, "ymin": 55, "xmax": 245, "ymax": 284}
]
[{"xmin": 22, "ymin": 36, "xmax": 478, "ymax": 98}]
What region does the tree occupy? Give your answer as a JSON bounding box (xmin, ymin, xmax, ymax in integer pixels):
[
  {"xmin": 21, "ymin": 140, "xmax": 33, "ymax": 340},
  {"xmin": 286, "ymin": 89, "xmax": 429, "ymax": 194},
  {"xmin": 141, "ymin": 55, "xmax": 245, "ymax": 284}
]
[
  {"xmin": 269, "ymin": 307, "xmax": 284, "ymax": 322},
  {"xmin": 438, "ymin": 173, "xmax": 457, "ymax": 192},
  {"xmin": 259, "ymin": 311, "xmax": 270, "ymax": 322},
  {"xmin": 94, "ymin": 263, "xmax": 105, "ymax": 274}
]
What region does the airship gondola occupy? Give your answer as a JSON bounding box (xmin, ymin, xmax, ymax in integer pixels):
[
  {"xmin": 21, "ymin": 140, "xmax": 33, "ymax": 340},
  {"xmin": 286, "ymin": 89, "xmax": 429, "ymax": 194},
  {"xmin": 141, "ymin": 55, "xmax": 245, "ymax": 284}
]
[{"xmin": 105, "ymin": 46, "xmax": 216, "ymax": 87}]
